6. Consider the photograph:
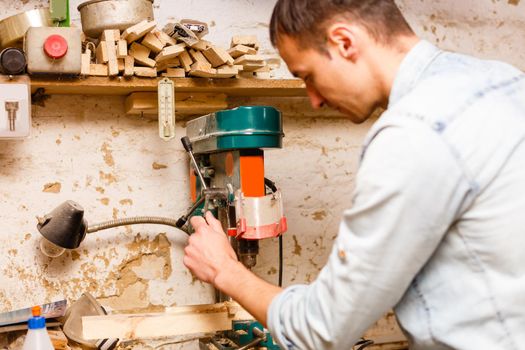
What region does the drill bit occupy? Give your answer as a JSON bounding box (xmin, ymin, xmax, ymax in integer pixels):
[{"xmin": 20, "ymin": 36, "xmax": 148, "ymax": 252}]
[{"xmin": 5, "ymin": 101, "xmax": 19, "ymax": 131}]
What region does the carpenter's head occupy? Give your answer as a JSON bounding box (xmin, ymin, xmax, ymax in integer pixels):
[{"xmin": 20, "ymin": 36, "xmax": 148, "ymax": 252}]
[{"xmin": 270, "ymin": 0, "xmax": 417, "ymax": 123}]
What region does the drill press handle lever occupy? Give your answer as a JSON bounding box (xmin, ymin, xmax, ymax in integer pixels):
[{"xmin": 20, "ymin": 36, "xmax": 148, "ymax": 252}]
[
  {"xmin": 181, "ymin": 136, "xmax": 193, "ymax": 152},
  {"xmin": 181, "ymin": 136, "xmax": 208, "ymax": 190}
]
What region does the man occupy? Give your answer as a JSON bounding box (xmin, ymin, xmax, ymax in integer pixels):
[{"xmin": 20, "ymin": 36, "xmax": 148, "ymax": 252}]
[{"xmin": 184, "ymin": 0, "xmax": 525, "ymax": 348}]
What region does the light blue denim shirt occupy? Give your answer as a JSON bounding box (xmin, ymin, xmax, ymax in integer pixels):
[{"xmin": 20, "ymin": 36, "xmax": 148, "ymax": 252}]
[{"xmin": 267, "ymin": 40, "xmax": 525, "ymax": 349}]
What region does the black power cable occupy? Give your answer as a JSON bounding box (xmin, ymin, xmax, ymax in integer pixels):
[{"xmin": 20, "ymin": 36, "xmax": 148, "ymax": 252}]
[
  {"xmin": 265, "ymin": 177, "xmax": 283, "ymax": 287},
  {"xmin": 354, "ymin": 339, "xmax": 374, "ymax": 350},
  {"xmin": 278, "ymin": 235, "xmax": 283, "ymax": 287}
]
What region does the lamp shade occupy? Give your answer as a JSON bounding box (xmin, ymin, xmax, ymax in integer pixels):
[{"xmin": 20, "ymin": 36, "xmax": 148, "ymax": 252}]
[{"xmin": 37, "ymin": 200, "xmax": 88, "ymax": 249}]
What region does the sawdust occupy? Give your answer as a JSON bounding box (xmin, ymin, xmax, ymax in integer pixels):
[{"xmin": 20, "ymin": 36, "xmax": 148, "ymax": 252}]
[
  {"xmin": 99, "ymin": 198, "xmax": 110, "ymax": 206},
  {"xmin": 42, "ymin": 182, "xmax": 61, "ymax": 193},
  {"xmin": 55, "ymin": 139, "xmax": 61, "ymax": 145},
  {"xmin": 24, "ymin": 233, "xmax": 31, "ymax": 241},
  {"xmin": 508, "ymin": 0, "xmax": 520, "ymax": 5},
  {"xmin": 96, "ymin": 186, "xmax": 105, "ymax": 194}
]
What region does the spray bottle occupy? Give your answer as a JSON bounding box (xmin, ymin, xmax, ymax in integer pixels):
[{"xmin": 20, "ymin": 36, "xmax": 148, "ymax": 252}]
[{"xmin": 22, "ymin": 305, "xmax": 54, "ymax": 350}]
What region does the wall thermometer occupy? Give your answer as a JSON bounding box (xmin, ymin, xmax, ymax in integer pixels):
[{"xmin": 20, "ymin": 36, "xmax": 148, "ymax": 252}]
[{"xmin": 158, "ymin": 78, "xmax": 176, "ymax": 141}]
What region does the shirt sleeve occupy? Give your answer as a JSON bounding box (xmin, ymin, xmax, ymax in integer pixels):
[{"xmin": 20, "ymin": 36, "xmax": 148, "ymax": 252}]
[{"xmin": 267, "ymin": 123, "xmax": 472, "ymax": 349}]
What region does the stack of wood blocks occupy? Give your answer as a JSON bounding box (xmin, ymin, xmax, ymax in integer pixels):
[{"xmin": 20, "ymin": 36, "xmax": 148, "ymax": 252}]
[{"xmin": 81, "ymin": 20, "xmax": 280, "ymax": 79}]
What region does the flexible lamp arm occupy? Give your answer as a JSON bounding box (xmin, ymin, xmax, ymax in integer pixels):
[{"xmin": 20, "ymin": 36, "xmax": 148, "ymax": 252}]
[{"xmin": 87, "ymin": 216, "xmax": 190, "ymax": 235}]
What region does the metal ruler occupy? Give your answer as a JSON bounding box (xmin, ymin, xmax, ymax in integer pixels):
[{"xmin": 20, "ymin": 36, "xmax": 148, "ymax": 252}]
[{"xmin": 158, "ymin": 78, "xmax": 176, "ymax": 141}]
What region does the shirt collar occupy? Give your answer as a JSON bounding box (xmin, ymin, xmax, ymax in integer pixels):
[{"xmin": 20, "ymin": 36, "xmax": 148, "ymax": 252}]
[{"xmin": 388, "ymin": 40, "xmax": 442, "ymax": 107}]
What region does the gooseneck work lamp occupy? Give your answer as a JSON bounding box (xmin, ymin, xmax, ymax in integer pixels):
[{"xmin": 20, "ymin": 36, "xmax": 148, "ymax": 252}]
[{"xmin": 36, "ymin": 200, "xmax": 184, "ymax": 257}]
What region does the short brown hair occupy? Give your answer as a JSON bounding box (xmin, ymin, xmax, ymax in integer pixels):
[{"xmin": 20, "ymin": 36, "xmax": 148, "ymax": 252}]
[{"xmin": 270, "ymin": 0, "xmax": 414, "ymax": 49}]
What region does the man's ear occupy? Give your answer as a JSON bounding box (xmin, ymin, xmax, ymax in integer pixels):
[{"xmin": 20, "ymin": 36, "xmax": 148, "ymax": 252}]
[{"xmin": 326, "ymin": 23, "xmax": 358, "ymax": 60}]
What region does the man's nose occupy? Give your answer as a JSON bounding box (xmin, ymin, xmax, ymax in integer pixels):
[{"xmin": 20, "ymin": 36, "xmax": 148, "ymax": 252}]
[{"xmin": 306, "ymin": 86, "xmax": 326, "ymax": 109}]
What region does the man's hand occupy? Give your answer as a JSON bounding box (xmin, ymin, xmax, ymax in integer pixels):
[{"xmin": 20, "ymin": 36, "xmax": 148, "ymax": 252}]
[
  {"xmin": 184, "ymin": 211, "xmax": 239, "ymax": 286},
  {"xmin": 184, "ymin": 211, "xmax": 283, "ymax": 326}
]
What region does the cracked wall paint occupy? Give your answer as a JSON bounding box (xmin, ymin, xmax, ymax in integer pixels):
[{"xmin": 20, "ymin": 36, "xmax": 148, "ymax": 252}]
[{"xmin": 0, "ymin": 0, "xmax": 524, "ymax": 348}]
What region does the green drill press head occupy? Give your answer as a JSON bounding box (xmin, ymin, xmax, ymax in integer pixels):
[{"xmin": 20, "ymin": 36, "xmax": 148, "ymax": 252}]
[{"xmin": 186, "ymin": 106, "xmax": 284, "ymax": 154}]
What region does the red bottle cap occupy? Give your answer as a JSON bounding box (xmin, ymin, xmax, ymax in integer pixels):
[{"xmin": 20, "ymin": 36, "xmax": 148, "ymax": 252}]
[{"xmin": 44, "ymin": 35, "xmax": 68, "ymax": 59}]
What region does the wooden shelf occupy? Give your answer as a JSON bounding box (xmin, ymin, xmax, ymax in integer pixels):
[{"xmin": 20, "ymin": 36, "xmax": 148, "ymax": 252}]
[{"xmin": 30, "ymin": 76, "xmax": 306, "ymax": 97}]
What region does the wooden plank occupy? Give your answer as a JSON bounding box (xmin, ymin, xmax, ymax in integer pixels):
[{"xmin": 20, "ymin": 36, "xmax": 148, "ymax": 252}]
[
  {"xmin": 231, "ymin": 35, "xmax": 260, "ymax": 49},
  {"xmin": 82, "ymin": 302, "xmax": 252, "ymax": 340},
  {"xmin": 124, "ymin": 56, "xmax": 135, "ymax": 77},
  {"xmin": 233, "ymin": 54, "xmax": 265, "ymax": 65},
  {"xmin": 230, "ymin": 96, "xmax": 347, "ymax": 118},
  {"xmin": 155, "ymin": 44, "xmax": 186, "ymax": 62},
  {"xmin": 179, "ymin": 50, "xmax": 193, "ymax": 72},
  {"xmin": 30, "ymin": 76, "xmax": 306, "ymax": 97},
  {"xmin": 134, "ymin": 67, "xmax": 157, "ymax": 78},
  {"xmin": 203, "ymin": 46, "xmax": 234, "ymax": 67},
  {"xmin": 96, "ymin": 41, "xmax": 108, "ymax": 63},
  {"xmin": 101, "ymin": 29, "xmax": 120, "ymax": 42},
  {"xmin": 81, "ymin": 49, "xmax": 91, "ymax": 75},
  {"xmin": 142, "ymin": 32, "xmax": 165, "ymax": 53},
  {"xmin": 189, "ymin": 61, "xmax": 216, "ymax": 78},
  {"xmin": 125, "ymin": 92, "xmax": 227, "ymax": 115},
  {"xmin": 215, "ymin": 65, "xmax": 239, "ymax": 78},
  {"xmin": 106, "ymin": 40, "xmax": 119, "ymax": 76},
  {"xmin": 228, "ymin": 44, "xmax": 257, "ymax": 58},
  {"xmin": 191, "ymin": 40, "xmax": 211, "ymax": 51},
  {"xmin": 129, "ymin": 42, "xmax": 156, "ymax": 68},
  {"xmin": 188, "ymin": 49, "xmax": 212, "ymax": 68},
  {"xmin": 117, "ymin": 39, "xmax": 128, "ymax": 58},
  {"xmin": 156, "ymin": 57, "xmax": 181, "ymax": 72},
  {"xmin": 161, "ymin": 67, "xmax": 186, "ymax": 78},
  {"xmin": 89, "ymin": 64, "xmax": 108, "ymax": 76},
  {"xmin": 153, "ymin": 29, "xmax": 178, "ymax": 46},
  {"xmin": 121, "ymin": 20, "xmax": 157, "ymax": 44}
]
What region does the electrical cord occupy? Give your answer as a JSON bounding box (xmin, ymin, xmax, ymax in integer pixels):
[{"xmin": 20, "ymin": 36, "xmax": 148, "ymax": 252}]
[
  {"xmin": 265, "ymin": 177, "xmax": 283, "ymax": 287},
  {"xmin": 264, "ymin": 177, "xmax": 278, "ymax": 193},
  {"xmin": 354, "ymin": 338, "xmax": 374, "ymax": 350},
  {"xmin": 278, "ymin": 235, "xmax": 283, "ymax": 287}
]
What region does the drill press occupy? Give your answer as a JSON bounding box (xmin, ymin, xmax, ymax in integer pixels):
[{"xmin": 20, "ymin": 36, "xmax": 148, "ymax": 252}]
[{"xmin": 177, "ymin": 106, "xmax": 286, "ymax": 350}]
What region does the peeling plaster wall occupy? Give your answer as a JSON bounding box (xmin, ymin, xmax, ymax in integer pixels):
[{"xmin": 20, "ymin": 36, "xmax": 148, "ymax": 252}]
[{"xmin": 0, "ymin": 0, "xmax": 524, "ymax": 348}]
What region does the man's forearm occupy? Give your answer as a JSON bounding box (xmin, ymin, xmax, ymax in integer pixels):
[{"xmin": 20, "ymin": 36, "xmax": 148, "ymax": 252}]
[{"xmin": 214, "ymin": 259, "xmax": 283, "ymax": 326}]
